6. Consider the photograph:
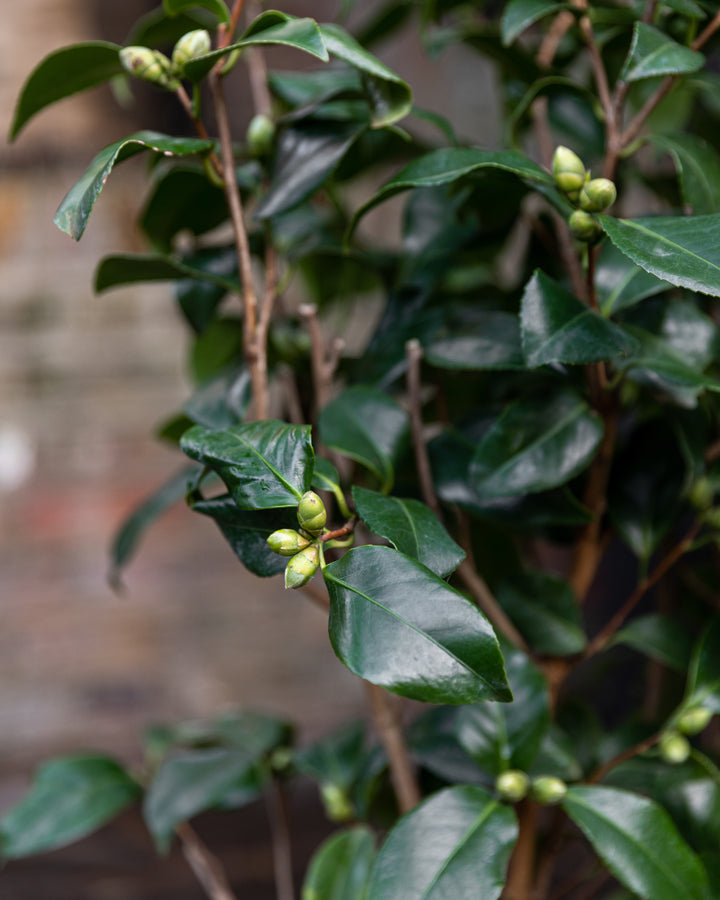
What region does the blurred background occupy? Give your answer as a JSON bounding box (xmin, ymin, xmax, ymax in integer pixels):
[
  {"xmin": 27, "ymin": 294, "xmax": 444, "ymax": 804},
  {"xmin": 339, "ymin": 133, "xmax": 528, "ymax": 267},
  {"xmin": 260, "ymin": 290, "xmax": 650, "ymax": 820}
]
[{"xmin": 0, "ymin": 1, "xmax": 499, "ymax": 895}]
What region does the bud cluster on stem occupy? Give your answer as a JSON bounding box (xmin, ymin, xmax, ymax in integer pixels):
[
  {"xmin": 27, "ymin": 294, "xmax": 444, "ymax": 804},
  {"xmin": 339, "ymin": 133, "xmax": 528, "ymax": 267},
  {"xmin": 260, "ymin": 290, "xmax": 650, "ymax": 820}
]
[{"xmin": 552, "ymin": 146, "xmax": 617, "ymax": 244}]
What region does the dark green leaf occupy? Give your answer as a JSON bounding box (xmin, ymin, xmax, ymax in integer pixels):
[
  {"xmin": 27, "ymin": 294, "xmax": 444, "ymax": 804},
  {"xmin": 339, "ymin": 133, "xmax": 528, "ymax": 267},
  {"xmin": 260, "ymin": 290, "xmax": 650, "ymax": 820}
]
[
  {"xmin": 188, "ymin": 493, "xmax": 296, "ymax": 577},
  {"xmin": 319, "ymin": 388, "xmax": 409, "ymax": 492},
  {"xmin": 163, "ymin": 0, "xmax": 230, "ymax": 23},
  {"xmin": 496, "ymin": 572, "xmax": 586, "ymax": 656},
  {"xmin": 424, "ymin": 312, "xmax": 524, "ymax": 371},
  {"xmin": 366, "ymin": 786, "xmax": 517, "ymax": 900},
  {"xmin": 190, "ymin": 318, "xmax": 243, "ymax": 384},
  {"xmin": 303, "ymin": 826, "xmax": 376, "ymax": 900},
  {"xmin": 319, "ymin": 23, "xmax": 412, "ymax": 127},
  {"xmin": 10, "ymin": 42, "xmax": 123, "ymax": 140},
  {"xmin": 349, "ymin": 148, "xmax": 555, "ymax": 238},
  {"xmin": 109, "ymin": 466, "xmax": 196, "ymax": 588},
  {"xmin": 599, "ymin": 213, "xmax": 720, "ymax": 298},
  {"xmin": 95, "ymin": 254, "xmax": 239, "ymax": 294},
  {"xmin": 611, "ymin": 614, "xmax": 693, "ymax": 672},
  {"xmin": 660, "ymin": 0, "xmax": 705, "ymax": 16},
  {"xmin": 180, "ymin": 420, "xmax": 314, "ymax": 509},
  {"xmin": 185, "ymin": 13, "xmax": 329, "ymax": 82},
  {"xmin": 620, "ymin": 23, "xmax": 704, "ymax": 82},
  {"xmin": 325, "ymin": 546, "xmax": 511, "ymax": 704},
  {"xmin": 530, "ymin": 726, "xmax": 583, "ymax": 781},
  {"xmin": 54, "ymin": 132, "xmax": 214, "ymax": 240},
  {"xmin": 312, "ymin": 457, "xmax": 343, "ymax": 496},
  {"xmin": 0, "ymin": 756, "xmax": 140, "ymax": 859},
  {"xmin": 408, "ymin": 708, "xmax": 486, "ymax": 787},
  {"xmin": 144, "ymin": 747, "xmax": 265, "ymax": 853},
  {"xmin": 127, "ymin": 7, "xmax": 216, "ymax": 45},
  {"xmin": 455, "ymin": 649, "xmax": 550, "ymax": 774},
  {"xmin": 184, "ymin": 368, "xmax": 250, "ymax": 429},
  {"xmin": 685, "ymin": 619, "xmax": 720, "ymax": 712},
  {"xmin": 652, "ymin": 134, "xmax": 720, "ymax": 215},
  {"xmin": 563, "ymin": 785, "xmax": 709, "ymax": 900},
  {"xmin": 596, "ymin": 242, "xmax": 671, "ymax": 315},
  {"xmin": 664, "ymin": 779, "xmax": 720, "ymax": 855},
  {"xmin": 470, "ymin": 391, "xmax": 604, "ymax": 499},
  {"xmin": 145, "ymin": 709, "xmax": 291, "ymax": 760},
  {"xmin": 520, "ymin": 270, "xmax": 637, "ymax": 367},
  {"xmin": 352, "ymin": 486, "xmax": 465, "ymax": 578},
  {"xmin": 659, "ymin": 299, "xmax": 720, "ymax": 369},
  {"xmin": 294, "ymin": 723, "xmax": 366, "ymax": 793},
  {"xmin": 501, "ymin": 0, "xmax": 569, "ymax": 47}
]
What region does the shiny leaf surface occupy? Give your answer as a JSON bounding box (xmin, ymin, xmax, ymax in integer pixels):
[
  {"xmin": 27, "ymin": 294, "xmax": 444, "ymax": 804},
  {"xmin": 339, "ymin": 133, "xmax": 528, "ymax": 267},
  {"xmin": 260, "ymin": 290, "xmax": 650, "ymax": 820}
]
[
  {"xmin": 501, "ymin": 0, "xmax": 568, "ymax": 47},
  {"xmin": 611, "ymin": 614, "xmax": 692, "ymax": 672},
  {"xmin": 424, "ymin": 312, "xmax": 524, "ymax": 371},
  {"xmin": 303, "ymin": 826, "xmax": 376, "ymax": 900},
  {"xmin": 95, "ymin": 253, "xmax": 239, "ymax": 294},
  {"xmin": 596, "ymin": 242, "xmax": 671, "ymax": 315},
  {"xmin": 621, "ymin": 23, "xmax": 704, "ymax": 82},
  {"xmin": 652, "ymin": 133, "xmax": 720, "ymax": 215}
]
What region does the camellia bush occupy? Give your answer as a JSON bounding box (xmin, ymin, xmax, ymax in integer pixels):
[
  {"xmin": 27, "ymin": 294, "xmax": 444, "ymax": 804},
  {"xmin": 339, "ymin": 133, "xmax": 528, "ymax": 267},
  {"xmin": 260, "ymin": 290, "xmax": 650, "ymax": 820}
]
[{"xmin": 5, "ymin": 0, "xmax": 720, "ymax": 897}]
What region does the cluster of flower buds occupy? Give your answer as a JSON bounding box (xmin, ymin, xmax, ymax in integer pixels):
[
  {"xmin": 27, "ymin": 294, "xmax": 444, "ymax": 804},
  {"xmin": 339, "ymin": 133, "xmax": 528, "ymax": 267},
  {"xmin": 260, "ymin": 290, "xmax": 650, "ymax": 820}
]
[
  {"xmin": 267, "ymin": 491, "xmax": 328, "ymax": 589},
  {"xmin": 119, "ymin": 29, "xmax": 211, "ymax": 90},
  {"xmin": 658, "ymin": 705, "xmax": 713, "ymax": 765},
  {"xmin": 495, "ymin": 770, "xmax": 568, "ymax": 805},
  {"xmin": 552, "ymin": 146, "xmax": 617, "ymax": 244}
]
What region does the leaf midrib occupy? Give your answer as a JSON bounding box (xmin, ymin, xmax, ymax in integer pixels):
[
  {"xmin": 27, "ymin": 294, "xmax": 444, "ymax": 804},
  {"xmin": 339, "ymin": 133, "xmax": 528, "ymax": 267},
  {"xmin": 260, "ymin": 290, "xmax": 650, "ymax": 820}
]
[
  {"xmin": 613, "ymin": 218, "xmax": 720, "ymax": 277},
  {"xmin": 215, "ymin": 428, "xmax": 304, "ymax": 500}
]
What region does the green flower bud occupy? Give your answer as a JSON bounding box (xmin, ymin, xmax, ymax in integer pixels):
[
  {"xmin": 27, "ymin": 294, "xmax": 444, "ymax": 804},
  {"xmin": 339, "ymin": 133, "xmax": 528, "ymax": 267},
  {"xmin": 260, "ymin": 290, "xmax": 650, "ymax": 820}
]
[
  {"xmin": 246, "ymin": 113, "xmax": 276, "ymax": 157},
  {"xmin": 660, "ymin": 731, "xmax": 691, "ymax": 765},
  {"xmin": 320, "ymin": 782, "xmax": 355, "ymax": 822},
  {"xmin": 552, "ymin": 146, "xmax": 587, "ymax": 195},
  {"xmin": 569, "ymin": 209, "xmax": 602, "ymax": 243},
  {"xmin": 120, "ymin": 46, "xmax": 179, "ymax": 90},
  {"xmin": 267, "ymin": 528, "xmax": 310, "ymax": 557},
  {"xmin": 495, "ymin": 770, "xmax": 530, "ymax": 803},
  {"xmin": 172, "ymin": 29, "xmax": 212, "ymax": 71},
  {"xmin": 689, "ymin": 477, "xmax": 714, "ymax": 511},
  {"xmin": 531, "ymin": 776, "xmax": 567, "ymax": 805},
  {"xmin": 297, "ymin": 491, "xmax": 327, "ymax": 536},
  {"xmin": 677, "ymin": 706, "xmax": 713, "ymax": 736},
  {"xmin": 580, "ymin": 178, "xmax": 617, "ymax": 213},
  {"xmin": 284, "ymin": 545, "xmax": 320, "ymax": 589}
]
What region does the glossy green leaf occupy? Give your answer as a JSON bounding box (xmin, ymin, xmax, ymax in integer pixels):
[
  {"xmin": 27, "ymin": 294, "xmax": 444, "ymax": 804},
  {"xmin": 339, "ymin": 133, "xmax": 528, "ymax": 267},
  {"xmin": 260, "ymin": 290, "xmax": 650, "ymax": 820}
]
[
  {"xmin": 54, "ymin": 132, "xmax": 214, "ymax": 240},
  {"xmin": 424, "ymin": 312, "xmax": 524, "ymax": 371},
  {"xmin": 611, "ymin": 614, "xmax": 693, "ymax": 672},
  {"xmin": 599, "ymin": 213, "xmax": 720, "ymax": 298},
  {"xmin": 319, "ymin": 388, "xmax": 409, "ymax": 492},
  {"xmin": 294, "ymin": 723, "xmax": 366, "ymax": 793},
  {"xmin": 109, "ymin": 466, "xmax": 196, "ymax": 588},
  {"xmin": 455, "ymin": 648, "xmax": 550, "ymax": 774},
  {"xmin": 408, "ymin": 708, "xmax": 485, "ymax": 787},
  {"xmin": 184, "ymin": 13, "xmax": 329, "ymax": 81},
  {"xmin": 95, "ymin": 254, "xmax": 239, "ymax": 294},
  {"xmin": 470, "ymin": 391, "xmax": 604, "ymax": 499},
  {"xmin": 10, "ymin": 42, "xmax": 123, "ymax": 140},
  {"xmin": 621, "ymin": 22, "xmax": 704, "ymax": 82},
  {"xmin": 190, "ymin": 318, "xmax": 244, "ymax": 384},
  {"xmin": 144, "ymin": 747, "xmax": 265, "ymax": 853},
  {"xmin": 0, "ymin": 756, "xmax": 140, "ymax": 859},
  {"xmin": 652, "ymin": 134, "xmax": 720, "ymax": 215},
  {"xmin": 352, "ymin": 486, "xmax": 465, "ymax": 578},
  {"xmin": 501, "ymin": 0, "xmax": 569, "ymax": 47},
  {"xmin": 664, "ymin": 779, "xmax": 720, "ymax": 855},
  {"xmin": 184, "ymin": 368, "xmax": 250, "ymax": 429},
  {"xmin": 349, "ymin": 148, "xmax": 555, "ymax": 237},
  {"xmin": 596, "ymin": 242, "xmax": 671, "ymax": 315},
  {"xmin": 685, "ymin": 619, "xmax": 720, "ymax": 712},
  {"xmin": 520, "ymin": 270, "xmax": 636, "ymax": 367},
  {"xmin": 659, "ymin": 299, "xmax": 720, "ymax": 368},
  {"xmin": 311, "ymin": 457, "xmax": 343, "ymax": 496},
  {"xmin": 563, "ymin": 785, "xmax": 709, "ymax": 900},
  {"xmin": 530, "ymin": 726, "xmax": 583, "ymax": 781},
  {"xmin": 319, "ymin": 23, "xmax": 412, "ymax": 127},
  {"xmin": 188, "ymin": 493, "xmax": 296, "ymax": 577},
  {"xmin": 366, "ymin": 786, "xmax": 517, "ymax": 900},
  {"xmin": 496, "ymin": 572, "xmax": 586, "ymax": 656},
  {"xmin": 661, "ymin": 0, "xmax": 705, "ymax": 16},
  {"xmin": 163, "ymin": 0, "xmax": 230, "ymax": 23},
  {"xmin": 180, "ymin": 420, "xmax": 314, "ymax": 509},
  {"xmin": 324, "ymin": 546, "xmax": 512, "ymax": 704},
  {"xmin": 303, "ymin": 826, "xmax": 376, "ymax": 900},
  {"xmin": 127, "ymin": 7, "xmax": 216, "ymax": 45}
]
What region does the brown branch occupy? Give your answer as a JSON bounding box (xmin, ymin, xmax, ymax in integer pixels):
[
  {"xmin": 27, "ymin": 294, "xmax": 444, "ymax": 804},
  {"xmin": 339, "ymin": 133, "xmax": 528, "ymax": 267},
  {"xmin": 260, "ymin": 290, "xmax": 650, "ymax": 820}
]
[
  {"xmin": 364, "ymin": 682, "xmax": 421, "ymax": 813},
  {"xmin": 245, "ymin": 0, "xmax": 273, "ymax": 116},
  {"xmin": 693, "ymin": 8, "xmax": 720, "ymax": 51},
  {"xmin": 537, "ymin": 11, "xmax": 575, "ymax": 69},
  {"xmin": 175, "ymin": 86, "xmax": 225, "ymax": 182},
  {"xmin": 705, "ymin": 437, "xmax": 720, "ymax": 464},
  {"xmin": 223, "ymin": 0, "xmax": 248, "ymax": 47},
  {"xmin": 320, "ymin": 522, "xmax": 356, "ymax": 542},
  {"xmin": 299, "ymin": 304, "xmax": 345, "ymax": 422},
  {"xmin": 583, "ymin": 520, "xmax": 701, "ymax": 659},
  {"xmin": 572, "ymin": 0, "xmax": 614, "ymax": 126},
  {"xmin": 267, "ymin": 781, "xmax": 295, "ymax": 900},
  {"xmin": 406, "ymin": 340, "xmax": 442, "ymax": 518},
  {"xmin": 504, "ymin": 800, "xmax": 538, "ymax": 900},
  {"xmin": 176, "ymin": 823, "xmax": 238, "ymax": 900},
  {"xmin": 587, "ymin": 731, "xmax": 661, "ymax": 784}
]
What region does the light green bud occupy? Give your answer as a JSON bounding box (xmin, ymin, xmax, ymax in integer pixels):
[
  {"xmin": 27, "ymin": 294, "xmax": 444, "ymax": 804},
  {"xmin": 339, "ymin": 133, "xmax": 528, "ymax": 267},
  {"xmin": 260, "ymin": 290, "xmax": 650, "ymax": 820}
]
[
  {"xmin": 495, "ymin": 770, "xmax": 530, "ymax": 803},
  {"xmin": 172, "ymin": 29, "xmax": 212, "ymax": 71},
  {"xmin": 677, "ymin": 706, "xmax": 713, "ymax": 736},
  {"xmin": 297, "ymin": 491, "xmax": 327, "ymax": 536},
  {"xmin": 246, "ymin": 114, "xmax": 276, "ymax": 157},
  {"xmin": 120, "ymin": 46, "xmax": 179, "ymax": 90},
  {"xmin": 580, "ymin": 177, "xmax": 617, "ymax": 213},
  {"xmin": 320, "ymin": 783, "xmax": 355, "ymax": 822},
  {"xmin": 660, "ymin": 731, "xmax": 691, "ymax": 765},
  {"xmin": 689, "ymin": 477, "xmax": 714, "ymax": 511},
  {"xmin": 267, "ymin": 528, "xmax": 310, "ymax": 557},
  {"xmin": 569, "ymin": 209, "xmax": 602, "ymax": 243},
  {"xmin": 284, "ymin": 545, "xmax": 320, "ymax": 589},
  {"xmin": 531, "ymin": 776, "xmax": 567, "ymax": 805},
  {"xmin": 552, "ymin": 146, "xmax": 587, "ymax": 195}
]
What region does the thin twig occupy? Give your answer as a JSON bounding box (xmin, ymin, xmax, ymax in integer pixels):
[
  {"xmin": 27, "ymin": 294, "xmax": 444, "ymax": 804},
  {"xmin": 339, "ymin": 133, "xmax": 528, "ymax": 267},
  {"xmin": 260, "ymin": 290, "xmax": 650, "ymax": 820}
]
[
  {"xmin": 572, "ymin": 0, "xmax": 614, "ymax": 125},
  {"xmin": 176, "ymin": 823, "xmax": 238, "ymax": 900},
  {"xmin": 222, "ymin": 0, "xmax": 248, "ymax": 47},
  {"xmin": 406, "ymin": 340, "xmax": 442, "ymax": 518},
  {"xmin": 583, "ymin": 520, "xmax": 701, "ymax": 658},
  {"xmin": 299, "ymin": 304, "xmax": 331, "ymax": 415},
  {"xmin": 504, "ymin": 800, "xmax": 538, "ymax": 900},
  {"xmin": 245, "ymin": 0, "xmax": 273, "ymax": 115},
  {"xmin": 364, "ymin": 682, "xmax": 421, "ymax": 813},
  {"xmin": 588, "ymin": 731, "xmax": 661, "ymax": 785},
  {"xmin": 267, "ymin": 781, "xmax": 295, "ymax": 900}
]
